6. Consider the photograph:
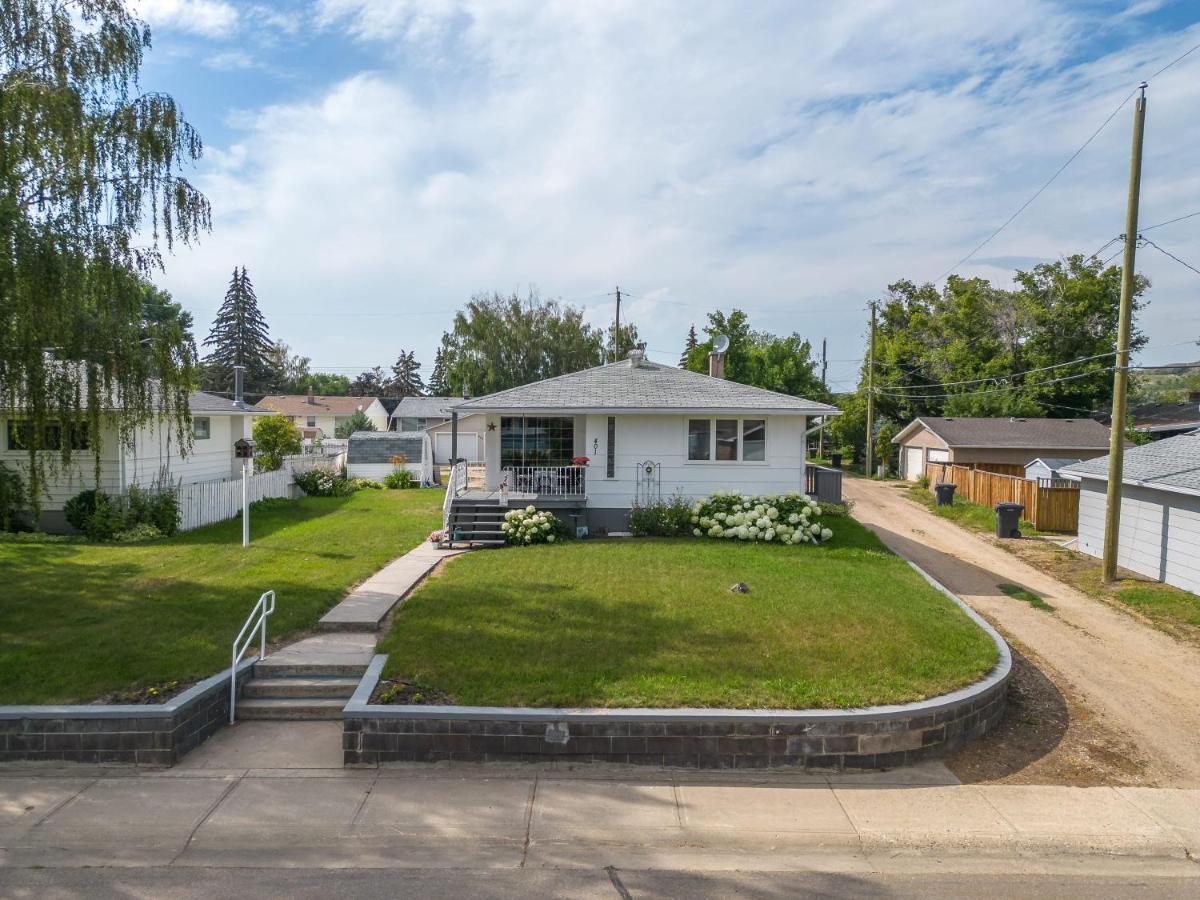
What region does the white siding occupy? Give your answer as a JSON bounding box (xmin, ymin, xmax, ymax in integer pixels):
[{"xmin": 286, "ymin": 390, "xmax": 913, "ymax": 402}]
[
  {"xmin": 425, "ymin": 414, "xmax": 488, "ymax": 463},
  {"xmin": 345, "ymin": 462, "xmax": 422, "ymax": 481},
  {"xmin": 0, "ymin": 418, "xmax": 124, "ymax": 510},
  {"xmin": 1076, "ymin": 478, "xmax": 1200, "ymax": 594},
  {"xmin": 582, "ymin": 413, "xmax": 806, "ymax": 508},
  {"xmin": 129, "ymin": 413, "xmax": 240, "ymax": 486}
]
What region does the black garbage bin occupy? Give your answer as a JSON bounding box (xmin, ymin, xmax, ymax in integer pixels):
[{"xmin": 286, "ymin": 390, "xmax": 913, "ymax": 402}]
[
  {"xmin": 995, "ymin": 502, "xmax": 1025, "ymax": 538},
  {"xmin": 830, "ymin": 452, "xmax": 842, "ymax": 469},
  {"xmin": 934, "ymin": 482, "xmax": 956, "ymax": 506}
]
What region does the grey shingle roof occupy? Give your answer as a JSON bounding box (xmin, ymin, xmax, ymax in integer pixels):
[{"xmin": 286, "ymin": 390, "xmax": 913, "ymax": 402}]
[
  {"xmin": 1061, "ymin": 431, "xmax": 1200, "ymax": 497},
  {"xmin": 346, "ymin": 431, "xmax": 424, "ymax": 464},
  {"xmin": 898, "ymin": 416, "xmax": 1112, "ymax": 449},
  {"xmin": 189, "ymin": 391, "xmax": 267, "ymax": 416},
  {"xmin": 454, "ymin": 360, "xmax": 838, "ymax": 415},
  {"xmin": 391, "ymin": 396, "xmax": 462, "ymax": 419},
  {"xmin": 1026, "ymin": 457, "xmax": 1084, "ymax": 471}
]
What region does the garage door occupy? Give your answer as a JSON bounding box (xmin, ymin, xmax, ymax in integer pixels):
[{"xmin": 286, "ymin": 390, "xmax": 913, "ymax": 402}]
[
  {"xmin": 904, "ymin": 447, "xmax": 925, "ymax": 481},
  {"xmin": 435, "ymin": 431, "xmax": 480, "ymax": 463}
]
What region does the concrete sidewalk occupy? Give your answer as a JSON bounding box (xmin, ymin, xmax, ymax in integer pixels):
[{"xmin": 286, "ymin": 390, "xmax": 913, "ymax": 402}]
[
  {"xmin": 318, "ymin": 542, "xmax": 465, "ymax": 631},
  {"xmin": 1, "ymin": 764, "xmax": 1197, "ymax": 876}
]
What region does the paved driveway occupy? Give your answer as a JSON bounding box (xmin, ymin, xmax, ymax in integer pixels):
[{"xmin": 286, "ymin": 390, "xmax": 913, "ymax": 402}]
[{"xmin": 844, "ymin": 477, "xmax": 1200, "ymax": 786}]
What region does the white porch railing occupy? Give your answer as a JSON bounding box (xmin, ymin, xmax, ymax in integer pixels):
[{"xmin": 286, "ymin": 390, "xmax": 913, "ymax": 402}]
[
  {"xmin": 230, "ymin": 590, "xmax": 275, "ymax": 723},
  {"xmin": 502, "ymin": 465, "xmax": 586, "ymax": 497},
  {"xmin": 442, "ymin": 461, "xmax": 467, "ymax": 539}
]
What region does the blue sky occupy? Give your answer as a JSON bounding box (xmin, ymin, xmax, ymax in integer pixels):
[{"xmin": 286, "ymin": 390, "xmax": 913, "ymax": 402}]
[{"xmin": 135, "ymin": 0, "xmax": 1200, "ymax": 392}]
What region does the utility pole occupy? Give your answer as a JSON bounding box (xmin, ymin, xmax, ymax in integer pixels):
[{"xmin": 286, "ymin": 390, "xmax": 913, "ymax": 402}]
[
  {"xmin": 613, "ymin": 286, "xmax": 622, "ymax": 362},
  {"xmin": 819, "ymin": 338, "xmax": 828, "ymax": 460},
  {"xmin": 1103, "ymin": 82, "xmax": 1148, "ymax": 583},
  {"xmin": 865, "ymin": 303, "xmax": 877, "ymax": 477}
]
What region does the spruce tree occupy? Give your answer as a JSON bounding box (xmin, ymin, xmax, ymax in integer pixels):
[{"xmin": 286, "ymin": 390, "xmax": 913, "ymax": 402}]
[
  {"xmin": 428, "ymin": 345, "xmax": 450, "ymax": 395},
  {"xmin": 202, "ymin": 267, "xmax": 274, "ymax": 392},
  {"xmin": 680, "ymin": 324, "xmax": 698, "ymax": 367},
  {"xmin": 388, "ymin": 350, "xmax": 425, "ymax": 398}
]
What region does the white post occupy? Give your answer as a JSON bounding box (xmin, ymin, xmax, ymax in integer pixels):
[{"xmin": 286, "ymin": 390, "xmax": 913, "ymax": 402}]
[{"xmin": 242, "ymin": 458, "xmax": 249, "ymax": 547}]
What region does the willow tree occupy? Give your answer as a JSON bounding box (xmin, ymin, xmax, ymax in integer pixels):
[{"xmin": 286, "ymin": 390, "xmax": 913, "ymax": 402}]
[{"xmin": 0, "ymin": 0, "xmax": 209, "ymax": 514}]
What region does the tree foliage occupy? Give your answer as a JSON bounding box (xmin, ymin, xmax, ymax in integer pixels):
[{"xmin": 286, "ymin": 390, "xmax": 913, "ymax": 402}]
[
  {"xmin": 387, "ymin": 350, "xmax": 424, "ymax": 398},
  {"xmin": 1, "ymin": 0, "xmax": 209, "ymax": 513},
  {"xmin": 334, "ymin": 407, "xmax": 377, "ymax": 438},
  {"xmin": 427, "ymin": 346, "xmax": 449, "ymax": 396},
  {"xmin": 682, "ymin": 310, "xmax": 829, "ymax": 401},
  {"xmin": 349, "ymin": 366, "xmax": 386, "ymax": 397},
  {"xmin": 837, "ymin": 256, "xmax": 1147, "ymax": 459},
  {"xmin": 202, "ymin": 267, "xmax": 273, "ymax": 392},
  {"xmin": 680, "ymin": 324, "xmax": 698, "ymax": 367},
  {"xmin": 435, "ymin": 290, "xmax": 637, "ymax": 396},
  {"xmin": 251, "ymin": 415, "xmax": 300, "ymax": 472}
]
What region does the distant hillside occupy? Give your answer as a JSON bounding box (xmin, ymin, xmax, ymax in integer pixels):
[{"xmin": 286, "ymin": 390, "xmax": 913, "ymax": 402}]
[{"xmin": 1133, "ymin": 361, "xmax": 1200, "ymax": 402}]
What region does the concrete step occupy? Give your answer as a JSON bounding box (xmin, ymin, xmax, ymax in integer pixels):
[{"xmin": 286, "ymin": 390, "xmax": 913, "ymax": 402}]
[
  {"xmin": 242, "ymin": 677, "xmax": 359, "ymax": 699},
  {"xmin": 236, "ymin": 698, "xmax": 346, "ymax": 721},
  {"xmin": 253, "ymin": 661, "xmax": 370, "ymax": 678}
]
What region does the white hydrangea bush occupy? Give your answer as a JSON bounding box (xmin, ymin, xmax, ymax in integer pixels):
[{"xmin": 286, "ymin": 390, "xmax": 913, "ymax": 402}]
[
  {"xmin": 689, "ymin": 490, "xmax": 833, "ymax": 545},
  {"xmin": 501, "ymin": 506, "xmax": 567, "ymax": 546}
]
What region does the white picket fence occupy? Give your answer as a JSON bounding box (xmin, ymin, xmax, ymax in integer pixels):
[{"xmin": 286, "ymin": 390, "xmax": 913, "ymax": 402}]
[{"xmin": 175, "ymin": 456, "xmax": 338, "ymax": 532}]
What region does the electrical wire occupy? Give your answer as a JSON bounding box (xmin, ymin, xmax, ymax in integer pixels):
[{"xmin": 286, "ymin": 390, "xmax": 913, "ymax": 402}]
[
  {"xmin": 1149, "ymin": 40, "xmax": 1200, "ymax": 79},
  {"xmin": 873, "ymin": 367, "xmax": 1114, "ymax": 400},
  {"xmin": 1140, "ymin": 210, "xmax": 1200, "ymax": 232},
  {"xmin": 932, "ymin": 85, "xmax": 1141, "ymax": 282},
  {"xmin": 1139, "ymin": 237, "xmax": 1200, "ymax": 278},
  {"xmin": 873, "ymin": 350, "xmax": 1119, "ymax": 392}
]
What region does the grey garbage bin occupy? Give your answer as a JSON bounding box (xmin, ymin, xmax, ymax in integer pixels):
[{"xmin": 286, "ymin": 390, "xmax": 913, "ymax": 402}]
[
  {"xmin": 934, "ymin": 482, "xmax": 957, "ymax": 506},
  {"xmin": 995, "ymin": 502, "xmax": 1025, "ymax": 538}
]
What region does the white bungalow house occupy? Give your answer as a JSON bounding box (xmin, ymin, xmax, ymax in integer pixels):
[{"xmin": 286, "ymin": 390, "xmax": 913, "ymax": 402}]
[
  {"xmin": 1, "ymin": 391, "xmax": 266, "ymax": 532},
  {"xmin": 443, "ymin": 350, "xmax": 839, "ymax": 538}
]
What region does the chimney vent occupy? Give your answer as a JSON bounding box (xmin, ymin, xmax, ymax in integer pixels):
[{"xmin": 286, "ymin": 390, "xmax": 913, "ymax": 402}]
[
  {"xmin": 708, "ymin": 351, "xmax": 725, "ymax": 380},
  {"xmin": 307, "ymin": 384, "xmax": 315, "ymax": 404},
  {"xmin": 233, "ymin": 365, "xmax": 245, "ymax": 408},
  {"xmin": 627, "ymin": 347, "xmax": 645, "ymax": 367}
]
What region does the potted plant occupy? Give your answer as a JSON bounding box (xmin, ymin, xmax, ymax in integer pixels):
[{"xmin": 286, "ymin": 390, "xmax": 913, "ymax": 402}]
[{"xmin": 572, "ymin": 456, "xmax": 591, "ymax": 466}]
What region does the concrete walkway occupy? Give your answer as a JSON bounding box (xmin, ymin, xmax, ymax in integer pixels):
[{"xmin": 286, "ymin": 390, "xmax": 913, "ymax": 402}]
[
  {"xmin": 318, "ymin": 542, "xmax": 465, "ymax": 631},
  {"xmin": 0, "ymin": 765, "xmax": 1196, "ymax": 876}
]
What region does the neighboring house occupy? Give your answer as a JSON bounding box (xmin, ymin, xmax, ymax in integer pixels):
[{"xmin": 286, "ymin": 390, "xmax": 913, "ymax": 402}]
[
  {"xmin": 447, "ymin": 350, "xmax": 839, "ymax": 534},
  {"xmin": 893, "ymin": 416, "xmax": 1114, "ymax": 481},
  {"xmin": 256, "ymin": 389, "xmax": 389, "ymax": 438},
  {"xmin": 390, "ymin": 396, "xmax": 458, "ymax": 432},
  {"xmin": 1111, "ymin": 393, "xmax": 1200, "ymax": 441},
  {"xmin": 1, "ymin": 391, "xmax": 265, "ymax": 532},
  {"xmin": 345, "ymin": 431, "xmax": 425, "ymax": 482},
  {"xmin": 388, "ymin": 396, "xmax": 486, "ymax": 463},
  {"xmin": 1062, "ymin": 431, "xmax": 1200, "ymax": 594},
  {"xmin": 1024, "ymin": 457, "xmax": 1083, "ymax": 482}
]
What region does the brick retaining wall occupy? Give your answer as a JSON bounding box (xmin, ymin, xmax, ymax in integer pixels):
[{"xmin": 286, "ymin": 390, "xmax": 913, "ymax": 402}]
[{"xmin": 0, "ymin": 659, "xmax": 255, "ymax": 766}]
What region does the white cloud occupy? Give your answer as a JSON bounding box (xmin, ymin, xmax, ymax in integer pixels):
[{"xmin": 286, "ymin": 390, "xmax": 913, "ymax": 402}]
[
  {"xmin": 159, "ymin": 2, "xmax": 1200, "ymax": 384},
  {"xmin": 135, "ymin": 0, "xmax": 238, "ymax": 37}
]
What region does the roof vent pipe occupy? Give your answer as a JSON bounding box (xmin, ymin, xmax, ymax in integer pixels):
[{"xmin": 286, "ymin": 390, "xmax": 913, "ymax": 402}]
[
  {"xmin": 627, "ymin": 347, "xmax": 645, "ymax": 367},
  {"xmin": 307, "ymin": 384, "xmax": 315, "ymax": 404},
  {"xmin": 233, "ymin": 365, "xmax": 245, "ymax": 409}
]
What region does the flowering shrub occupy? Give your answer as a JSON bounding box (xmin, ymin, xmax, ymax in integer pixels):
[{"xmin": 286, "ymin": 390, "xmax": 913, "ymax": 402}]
[
  {"xmin": 501, "ymin": 506, "xmax": 567, "ymax": 545},
  {"xmin": 690, "ymin": 490, "xmax": 834, "ymax": 545},
  {"xmin": 293, "ymin": 468, "xmax": 365, "ymax": 497}
]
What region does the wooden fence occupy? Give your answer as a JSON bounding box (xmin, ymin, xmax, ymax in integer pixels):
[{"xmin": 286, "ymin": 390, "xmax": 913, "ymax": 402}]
[
  {"xmin": 175, "ymin": 456, "xmax": 338, "ymax": 532},
  {"xmin": 925, "ymin": 462, "xmax": 1080, "ymax": 533}
]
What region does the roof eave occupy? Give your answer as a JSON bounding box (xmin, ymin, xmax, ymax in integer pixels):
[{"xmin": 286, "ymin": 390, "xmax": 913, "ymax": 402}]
[
  {"xmin": 1059, "ymin": 469, "xmax": 1200, "ymax": 499},
  {"xmin": 453, "ymin": 405, "xmax": 837, "ymax": 416}
]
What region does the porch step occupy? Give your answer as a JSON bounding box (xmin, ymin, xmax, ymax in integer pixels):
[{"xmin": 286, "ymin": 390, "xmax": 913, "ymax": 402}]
[
  {"xmin": 242, "ymin": 676, "xmax": 359, "ymax": 699},
  {"xmin": 252, "ymin": 660, "xmax": 371, "ymax": 678},
  {"xmin": 235, "ymin": 698, "xmax": 346, "ymax": 721}
]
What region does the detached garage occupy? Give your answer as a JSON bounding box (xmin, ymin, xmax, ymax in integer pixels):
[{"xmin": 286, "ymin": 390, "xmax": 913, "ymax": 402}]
[{"xmin": 1062, "ymin": 431, "xmax": 1200, "ymax": 594}]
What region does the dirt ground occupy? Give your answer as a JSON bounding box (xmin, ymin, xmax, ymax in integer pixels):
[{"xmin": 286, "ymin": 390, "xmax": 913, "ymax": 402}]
[{"xmin": 845, "ymin": 476, "xmax": 1200, "ymax": 788}]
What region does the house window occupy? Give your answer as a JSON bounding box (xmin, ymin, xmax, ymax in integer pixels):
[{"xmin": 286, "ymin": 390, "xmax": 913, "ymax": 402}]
[
  {"xmin": 687, "ymin": 419, "xmax": 711, "ymax": 461},
  {"xmin": 686, "ymin": 418, "xmax": 767, "ymax": 463},
  {"xmin": 501, "ymin": 416, "xmax": 574, "ymax": 467},
  {"xmin": 6, "ymin": 420, "xmax": 89, "ymax": 451},
  {"xmin": 306, "ymin": 416, "xmax": 316, "ymax": 428},
  {"xmin": 606, "ymin": 416, "xmax": 616, "ymax": 478},
  {"xmin": 193, "ymin": 417, "xmax": 211, "ymax": 440}
]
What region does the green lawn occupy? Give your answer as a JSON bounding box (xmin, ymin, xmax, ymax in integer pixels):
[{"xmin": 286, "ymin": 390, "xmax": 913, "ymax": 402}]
[
  {"xmin": 378, "ymin": 517, "xmax": 998, "ymax": 709},
  {"xmin": 0, "ymin": 489, "xmax": 443, "ymax": 704}
]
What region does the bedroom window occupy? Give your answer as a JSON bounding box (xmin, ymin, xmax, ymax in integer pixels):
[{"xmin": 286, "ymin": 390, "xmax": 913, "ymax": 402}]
[
  {"xmin": 6, "ymin": 420, "xmax": 89, "ymax": 451},
  {"xmin": 193, "ymin": 417, "xmax": 211, "ymax": 440},
  {"xmin": 686, "ymin": 418, "xmax": 767, "ymax": 463}
]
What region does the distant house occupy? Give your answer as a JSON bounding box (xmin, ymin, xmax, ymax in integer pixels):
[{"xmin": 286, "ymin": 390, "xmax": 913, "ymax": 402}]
[
  {"xmin": 1120, "ymin": 393, "xmax": 1200, "ymax": 441},
  {"xmin": 1024, "ymin": 457, "xmax": 1084, "ymax": 482},
  {"xmin": 256, "ymin": 389, "xmax": 388, "ymax": 438},
  {"xmin": 389, "ymin": 397, "xmax": 486, "ymax": 463},
  {"xmin": 892, "ymin": 416, "xmax": 1115, "ymax": 481},
  {"xmin": 1062, "ymin": 431, "xmax": 1200, "ymax": 594},
  {"xmin": 1, "ymin": 391, "xmax": 266, "ymax": 532}
]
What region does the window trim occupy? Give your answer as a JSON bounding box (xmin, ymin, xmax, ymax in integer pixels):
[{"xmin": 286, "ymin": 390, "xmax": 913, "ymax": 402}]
[{"xmin": 683, "ymin": 417, "xmax": 769, "ymax": 465}]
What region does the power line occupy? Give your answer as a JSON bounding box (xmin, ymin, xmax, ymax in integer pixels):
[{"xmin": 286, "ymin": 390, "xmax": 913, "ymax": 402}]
[
  {"xmin": 873, "ymin": 367, "xmax": 1114, "ymax": 400},
  {"xmin": 1139, "ymin": 237, "xmax": 1200, "ymax": 278},
  {"xmin": 1140, "ymin": 210, "xmax": 1200, "ymax": 232},
  {"xmin": 933, "ymin": 85, "xmax": 1141, "ymax": 282},
  {"xmin": 876, "ymin": 350, "xmax": 1119, "ymax": 392},
  {"xmin": 1149, "ymin": 40, "xmax": 1200, "ymax": 79}
]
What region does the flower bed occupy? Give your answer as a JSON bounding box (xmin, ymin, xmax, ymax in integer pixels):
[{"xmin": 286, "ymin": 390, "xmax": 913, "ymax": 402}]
[{"xmin": 692, "ymin": 490, "xmax": 832, "ymax": 545}]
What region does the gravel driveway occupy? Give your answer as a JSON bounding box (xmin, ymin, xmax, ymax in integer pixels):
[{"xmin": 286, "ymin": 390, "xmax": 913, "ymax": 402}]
[{"xmin": 845, "ymin": 477, "xmax": 1200, "ymax": 787}]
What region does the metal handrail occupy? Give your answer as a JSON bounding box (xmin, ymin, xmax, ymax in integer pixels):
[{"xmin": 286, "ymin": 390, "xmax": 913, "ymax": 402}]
[
  {"xmin": 230, "ymin": 590, "xmax": 275, "ymax": 723},
  {"xmin": 441, "ymin": 461, "xmax": 467, "ymax": 542}
]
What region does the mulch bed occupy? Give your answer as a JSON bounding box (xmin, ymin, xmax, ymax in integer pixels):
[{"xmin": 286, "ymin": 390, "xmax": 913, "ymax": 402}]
[
  {"xmin": 89, "ymin": 679, "xmax": 195, "ymax": 706},
  {"xmin": 370, "ymin": 678, "xmax": 453, "ymax": 706}
]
